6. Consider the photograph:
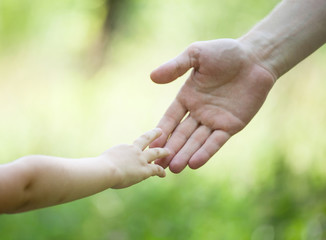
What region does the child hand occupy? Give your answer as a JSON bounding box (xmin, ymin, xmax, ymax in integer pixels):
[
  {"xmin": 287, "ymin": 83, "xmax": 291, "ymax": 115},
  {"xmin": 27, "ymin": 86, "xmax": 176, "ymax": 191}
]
[{"xmin": 100, "ymin": 128, "xmax": 170, "ymax": 189}]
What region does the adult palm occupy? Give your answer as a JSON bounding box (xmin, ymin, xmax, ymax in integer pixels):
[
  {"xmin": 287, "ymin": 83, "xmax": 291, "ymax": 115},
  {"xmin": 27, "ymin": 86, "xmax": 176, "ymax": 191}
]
[{"xmin": 150, "ymin": 39, "xmax": 275, "ymax": 173}]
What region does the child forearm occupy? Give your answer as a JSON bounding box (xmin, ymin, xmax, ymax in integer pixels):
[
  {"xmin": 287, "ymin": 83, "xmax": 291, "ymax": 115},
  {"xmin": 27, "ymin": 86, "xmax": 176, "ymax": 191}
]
[
  {"xmin": 240, "ymin": 0, "xmax": 326, "ymax": 79},
  {"xmin": 0, "ymin": 129, "xmax": 169, "ymax": 214},
  {"xmin": 0, "ymin": 155, "xmax": 117, "ymax": 213}
]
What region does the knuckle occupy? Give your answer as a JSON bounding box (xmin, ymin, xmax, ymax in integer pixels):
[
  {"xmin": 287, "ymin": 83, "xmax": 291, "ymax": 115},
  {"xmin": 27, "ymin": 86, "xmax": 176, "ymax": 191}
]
[
  {"xmin": 187, "ymin": 42, "xmax": 202, "ymax": 66},
  {"xmin": 188, "ymin": 41, "xmax": 202, "ymax": 52}
]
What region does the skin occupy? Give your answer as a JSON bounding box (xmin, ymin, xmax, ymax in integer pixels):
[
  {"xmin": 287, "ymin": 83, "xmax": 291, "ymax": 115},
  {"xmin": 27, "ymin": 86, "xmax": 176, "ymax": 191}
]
[
  {"xmin": 150, "ymin": 0, "xmax": 326, "ymax": 173},
  {"xmin": 150, "ymin": 39, "xmax": 275, "ymax": 173},
  {"xmin": 0, "ymin": 128, "xmax": 169, "ymax": 214}
]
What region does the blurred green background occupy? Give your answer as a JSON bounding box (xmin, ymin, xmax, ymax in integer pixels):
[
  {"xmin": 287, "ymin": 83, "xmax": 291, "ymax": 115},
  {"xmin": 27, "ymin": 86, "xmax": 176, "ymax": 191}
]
[{"xmin": 1, "ymin": 0, "xmax": 326, "ymax": 239}]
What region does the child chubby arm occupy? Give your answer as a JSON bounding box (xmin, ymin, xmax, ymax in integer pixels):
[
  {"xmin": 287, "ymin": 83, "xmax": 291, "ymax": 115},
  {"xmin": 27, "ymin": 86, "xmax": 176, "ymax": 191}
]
[{"xmin": 0, "ymin": 128, "xmax": 169, "ymax": 214}]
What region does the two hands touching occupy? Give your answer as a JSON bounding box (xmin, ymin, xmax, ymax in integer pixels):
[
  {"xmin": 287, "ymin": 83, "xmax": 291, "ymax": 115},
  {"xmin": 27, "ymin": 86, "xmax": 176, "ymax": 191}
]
[
  {"xmin": 97, "ymin": 41, "xmax": 273, "ymax": 190},
  {"xmin": 102, "ymin": 128, "xmax": 169, "ymax": 188},
  {"xmin": 1, "ymin": 38, "xmax": 276, "ymax": 213},
  {"xmin": 150, "ymin": 39, "xmax": 275, "ymax": 173},
  {"xmin": 2, "ymin": 0, "xmax": 325, "ymax": 214},
  {"xmin": 150, "ymin": 0, "xmax": 326, "ymax": 173}
]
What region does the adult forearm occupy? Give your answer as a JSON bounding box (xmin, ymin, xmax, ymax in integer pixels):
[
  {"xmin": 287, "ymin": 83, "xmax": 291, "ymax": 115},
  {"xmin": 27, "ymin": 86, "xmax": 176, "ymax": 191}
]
[{"xmin": 240, "ymin": 0, "xmax": 326, "ymax": 79}]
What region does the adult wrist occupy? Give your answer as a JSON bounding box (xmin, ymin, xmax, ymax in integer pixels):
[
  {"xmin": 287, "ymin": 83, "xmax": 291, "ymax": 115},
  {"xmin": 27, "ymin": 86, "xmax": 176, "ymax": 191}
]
[
  {"xmin": 239, "ymin": 0, "xmax": 326, "ymax": 81},
  {"xmin": 239, "ymin": 31, "xmax": 281, "ymax": 81}
]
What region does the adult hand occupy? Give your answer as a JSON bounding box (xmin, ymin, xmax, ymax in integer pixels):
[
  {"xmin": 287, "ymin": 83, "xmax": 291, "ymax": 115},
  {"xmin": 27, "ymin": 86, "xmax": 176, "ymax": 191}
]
[{"xmin": 150, "ymin": 39, "xmax": 276, "ymax": 173}]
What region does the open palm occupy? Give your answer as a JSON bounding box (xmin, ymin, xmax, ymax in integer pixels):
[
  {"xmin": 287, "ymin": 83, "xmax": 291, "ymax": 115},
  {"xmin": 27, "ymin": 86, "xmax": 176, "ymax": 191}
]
[{"xmin": 150, "ymin": 39, "xmax": 275, "ymax": 173}]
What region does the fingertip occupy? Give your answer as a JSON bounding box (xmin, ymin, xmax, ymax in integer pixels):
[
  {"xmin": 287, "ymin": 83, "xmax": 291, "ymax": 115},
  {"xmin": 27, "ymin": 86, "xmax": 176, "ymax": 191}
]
[
  {"xmin": 148, "ymin": 128, "xmax": 163, "ymax": 144},
  {"xmin": 187, "ymin": 130, "xmax": 229, "ymax": 169},
  {"xmin": 159, "ymin": 168, "xmax": 166, "ymax": 178},
  {"xmin": 154, "ymin": 147, "xmax": 175, "ymax": 168},
  {"xmin": 159, "ymin": 153, "xmax": 170, "ymax": 160},
  {"xmin": 149, "ymin": 134, "xmax": 166, "ymax": 148},
  {"xmin": 146, "ymin": 147, "xmax": 170, "ymax": 162},
  {"xmin": 154, "ymin": 128, "xmax": 163, "ymax": 136},
  {"xmin": 150, "ymin": 60, "xmax": 180, "ymax": 84},
  {"xmin": 188, "ymin": 151, "xmax": 209, "ymax": 169},
  {"xmin": 154, "ymin": 158, "xmax": 169, "ymax": 169},
  {"xmin": 169, "ymin": 161, "xmax": 184, "ymax": 174},
  {"xmin": 169, "ymin": 167, "xmax": 183, "ymax": 174},
  {"xmin": 150, "ymin": 66, "xmax": 167, "ymax": 84},
  {"xmin": 154, "ymin": 165, "xmax": 166, "ymax": 178},
  {"xmin": 162, "ymin": 148, "xmax": 171, "ymax": 157},
  {"xmin": 188, "ymin": 161, "xmax": 202, "ymax": 170},
  {"xmin": 150, "ymin": 69, "xmax": 160, "ymax": 83}
]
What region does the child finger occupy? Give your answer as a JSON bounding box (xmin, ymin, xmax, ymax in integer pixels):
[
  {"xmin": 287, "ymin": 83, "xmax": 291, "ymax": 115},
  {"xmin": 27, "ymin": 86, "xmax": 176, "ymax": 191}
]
[
  {"xmin": 133, "ymin": 128, "xmax": 162, "ymax": 150},
  {"xmin": 150, "ymin": 164, "xmax": 166, "ymax": 178},
  {"xmin": 144, "ymin": 148, "xmax": 170, "ymax": 162}
]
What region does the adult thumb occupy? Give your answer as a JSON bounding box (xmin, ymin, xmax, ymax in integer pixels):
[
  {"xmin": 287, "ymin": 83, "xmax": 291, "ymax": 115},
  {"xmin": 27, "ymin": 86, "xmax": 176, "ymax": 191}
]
[{"xmin": 150, "ymin": 46, "xmax": 199, "ymax": 84}]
